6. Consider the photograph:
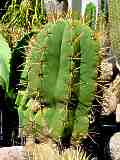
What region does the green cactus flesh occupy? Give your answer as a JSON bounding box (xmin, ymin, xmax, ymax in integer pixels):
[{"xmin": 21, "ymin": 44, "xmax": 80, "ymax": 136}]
[
  {"xmin": 84, "ymin": 2, "xmax": 96, "ymax": 30},
  {"xmin": 72, "ymin": 105, "xmax": 89, "ymax": 138},
  {"xmin": 73, "ymin": 25, "xmax": 99, "ymax": 138},
  {"xmin": 79, "ymin": 25, "xmax": 99, "ymax": 107},
  {"xmin": 42, "ymin": 107, "xmax": 66, "ymax": 140},
  {"xmin": 18, "ymin": 98, "xmax": 66, "ymax": 140},
  {"xmin": 54, "ymin": 22, "xmax": 74, "ymax": 103},
  {"xmin": 28, "ymin": 21, "xmax": 66, "ymax": 103}
]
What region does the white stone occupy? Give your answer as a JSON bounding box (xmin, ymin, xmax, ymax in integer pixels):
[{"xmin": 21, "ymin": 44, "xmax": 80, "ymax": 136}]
[
  {"xmin": 109, "ymin": 132, "xmax": 120, "ymax": 160},
  {"xmin": 0, "ymin": 146, "xmax": 24, "ymax": 160}
]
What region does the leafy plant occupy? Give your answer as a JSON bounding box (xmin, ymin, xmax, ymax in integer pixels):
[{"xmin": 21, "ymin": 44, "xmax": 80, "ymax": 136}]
[{"xmin": 0, "ymin": 31, "xmax": 34, "ymax": 145}]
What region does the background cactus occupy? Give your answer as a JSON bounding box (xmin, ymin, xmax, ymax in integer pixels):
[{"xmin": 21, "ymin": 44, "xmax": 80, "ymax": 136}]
[
  {"xmin": 109, "ymin": 0, "xmax": 120, "ymax": 69},
  {"xmin": 17, "ymin": 20, "xmax": 99, "ymax": 144},
  {"xmin": 84, "ymin": 2, "xmax": 96, "ymax": 30}
]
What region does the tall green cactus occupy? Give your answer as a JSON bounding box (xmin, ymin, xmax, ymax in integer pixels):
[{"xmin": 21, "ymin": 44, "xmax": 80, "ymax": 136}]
[
  {"xmin": 17, "ymin": 20, "xmax": 99, "ymax": 142},
  {"xmin": 109, "ymin": 0, "xmax": 120, "ymax": 67},
  {"xmin": 84, "ymin": 2, "xmax": 96, "ymax": 30}
]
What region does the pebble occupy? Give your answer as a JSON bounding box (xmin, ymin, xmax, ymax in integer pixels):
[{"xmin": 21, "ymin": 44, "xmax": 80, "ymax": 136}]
[
  {"xmin": 0, "ymin": 146, "xmax": 24, "ymax": 160},
  {"xmin": 109, "ymin": 132, "xmax": 120, "ymax": 160}
]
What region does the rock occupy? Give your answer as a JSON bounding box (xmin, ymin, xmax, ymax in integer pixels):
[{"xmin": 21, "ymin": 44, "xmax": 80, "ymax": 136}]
[
  {"xmin": 102, "ymin": 74, "xmax": 120, "ymax": 115},
  {"xmin": 109, "ymin": 132, "xmax": 120, "ymax": 160},
  {"xmin": 100, "ymin": 59, "xmax": 113, "ymax": 81},
  {"xmin": 0, "ymin": 145, "xmax": 35, "ymax": 160},
  {"xmin": 0, "ymin": 146, "xmax": 24, "ymax": 160}
]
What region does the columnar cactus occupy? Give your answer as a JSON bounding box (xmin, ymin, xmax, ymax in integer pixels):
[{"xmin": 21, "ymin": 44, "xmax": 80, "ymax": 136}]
[
  {"xmin": 17, "ymin": 20, "xmax": 99, "ymax": 142},
  {"xmin": 73, "ymin": 25, "xmax": 99, "ymax": 137},
  {"xmin": 84, "ymin": 2, "xmax": 96, "ymax": 30}
]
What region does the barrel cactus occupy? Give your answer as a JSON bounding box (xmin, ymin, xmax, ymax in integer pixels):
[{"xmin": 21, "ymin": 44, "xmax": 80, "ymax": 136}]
[{"xmin": 17, "ymin": 20, "xmax": 99, "ymax": 143}]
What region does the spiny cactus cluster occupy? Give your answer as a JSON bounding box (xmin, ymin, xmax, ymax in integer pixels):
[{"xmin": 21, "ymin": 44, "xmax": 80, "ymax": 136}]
[
  {"xmin": 17, "ymin": 20, "xmax": 99, "ymax": 142},
  {"xmin": 0, "ymin": 17, "xmax": 99, "ymax": 143}
]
